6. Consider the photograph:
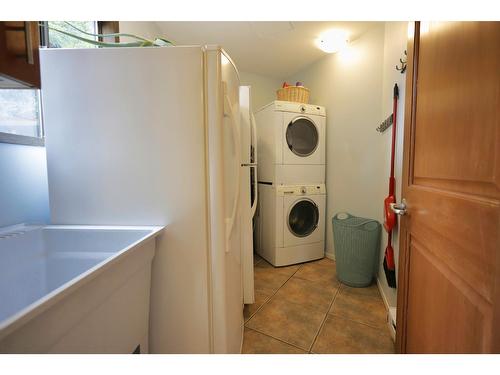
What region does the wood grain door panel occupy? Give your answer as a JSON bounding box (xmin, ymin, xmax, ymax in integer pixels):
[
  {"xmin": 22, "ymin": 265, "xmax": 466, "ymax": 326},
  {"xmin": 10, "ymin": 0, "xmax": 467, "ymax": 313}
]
[
  {"xmin": 412, "ymin": 22, "xmax": 500, "ymax": 199},
  {"xmin": 406, "ymin": 186, "xmax": 497, "ymax": 302},
  {"xmin": 407, "ymin": 237, "xmax": 491, "ymax": 353},
  {"xmin": 396, "ymin": 21, "xmax": 500, "ymax": 353}
]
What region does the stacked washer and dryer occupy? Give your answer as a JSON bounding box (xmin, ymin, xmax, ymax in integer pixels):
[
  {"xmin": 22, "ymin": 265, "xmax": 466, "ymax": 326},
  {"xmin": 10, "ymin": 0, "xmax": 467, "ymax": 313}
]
[{"xmin": 255, "ymin": 101, "xmax": 327, "ymax": 266}]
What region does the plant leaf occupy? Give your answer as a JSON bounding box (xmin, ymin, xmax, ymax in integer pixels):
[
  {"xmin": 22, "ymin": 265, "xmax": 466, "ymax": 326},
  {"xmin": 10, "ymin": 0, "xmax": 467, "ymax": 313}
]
[
  {"xmin": 62, "ymin": 21, "xmax": 154, "ymax": 43},
  {"xmin": 48, "ymin": 26, "xmax": 153, "ymax": 47}
]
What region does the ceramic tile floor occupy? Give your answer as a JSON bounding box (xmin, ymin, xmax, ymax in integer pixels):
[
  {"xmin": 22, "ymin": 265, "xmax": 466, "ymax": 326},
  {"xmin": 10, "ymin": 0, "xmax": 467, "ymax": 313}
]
[{"xmin": 242, "ymin": 254, "xmax": 395, "ymax": 354}]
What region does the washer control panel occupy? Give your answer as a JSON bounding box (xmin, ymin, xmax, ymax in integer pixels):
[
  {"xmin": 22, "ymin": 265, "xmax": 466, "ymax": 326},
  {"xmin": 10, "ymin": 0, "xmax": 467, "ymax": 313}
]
[{"xmin": 276, "ymin": 184, "xmax": 326, "ymax": 196}]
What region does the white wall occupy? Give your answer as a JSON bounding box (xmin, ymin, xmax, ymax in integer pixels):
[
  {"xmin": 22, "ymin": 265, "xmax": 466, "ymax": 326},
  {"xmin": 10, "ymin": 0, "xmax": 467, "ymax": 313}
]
[
  {"xmin": 287, "ymin": 23, "xmax": 386, "ymax": 257},
  {"xmin": 239, "ymin": 71, "xmax": 282, "ymax": 112},
  {"xmin": 377, "ymin": 22, "xmax": 408, "ymax": 308},
  {"xmin": 0, "ymin": 143, "xmax": 50, "ymax": 227}
]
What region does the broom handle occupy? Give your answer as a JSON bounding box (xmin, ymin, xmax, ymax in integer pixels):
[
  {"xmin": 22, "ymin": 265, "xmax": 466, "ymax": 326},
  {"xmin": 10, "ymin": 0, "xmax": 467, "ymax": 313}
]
[{"xmin": 389, "ymin": 84, "xmax": 399, "ymax": 196}]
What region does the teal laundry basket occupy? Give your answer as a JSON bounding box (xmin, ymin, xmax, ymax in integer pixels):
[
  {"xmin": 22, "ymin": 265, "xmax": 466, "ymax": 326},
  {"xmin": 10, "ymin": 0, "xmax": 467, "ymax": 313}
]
[{"xmin": 332, "ymin": 212, "xmax": 381, "ymax": 287}]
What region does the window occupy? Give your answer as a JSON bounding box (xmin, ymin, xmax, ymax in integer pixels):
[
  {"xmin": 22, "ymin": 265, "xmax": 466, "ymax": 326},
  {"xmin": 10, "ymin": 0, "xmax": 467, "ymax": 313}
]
[
  {"xmin": 47, "ymin": 21, "xmax": 98, "ymax": 48},
  {"xmin": 0, "ymin": 89, "xmax": 43, "ymax": 146}
]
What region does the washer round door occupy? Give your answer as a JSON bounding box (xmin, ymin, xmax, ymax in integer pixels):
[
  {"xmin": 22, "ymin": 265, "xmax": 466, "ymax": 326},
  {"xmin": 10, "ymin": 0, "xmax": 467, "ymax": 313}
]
[
  {"xmin": 288, "ymin": 199, "xmax": 319, "ymax": 237},
  {"xmin": 286, "ymin": 117, "xmax": 319, "ymax": 157}
]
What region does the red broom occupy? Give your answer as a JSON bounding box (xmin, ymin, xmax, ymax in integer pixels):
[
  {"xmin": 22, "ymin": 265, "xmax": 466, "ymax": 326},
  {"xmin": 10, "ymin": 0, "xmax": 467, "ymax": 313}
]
[{"xmin": 383, "ymin": 83, "xmax": 398, "ymax": 288}]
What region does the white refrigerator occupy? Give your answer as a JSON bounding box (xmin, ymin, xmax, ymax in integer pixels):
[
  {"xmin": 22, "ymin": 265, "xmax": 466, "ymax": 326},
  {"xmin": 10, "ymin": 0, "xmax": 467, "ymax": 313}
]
[{"xmin": 40, "ymin": 45, "xmax": 252, "ymax": 353}]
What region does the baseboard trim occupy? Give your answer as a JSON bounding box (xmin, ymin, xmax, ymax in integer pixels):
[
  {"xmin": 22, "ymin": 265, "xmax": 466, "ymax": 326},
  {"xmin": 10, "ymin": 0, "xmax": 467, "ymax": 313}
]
[
  {"xmin": 376, "ymin": 276, "xmax": 396, "ymax": 341},
  {"xmin": 376, "ymin": 276, "xmax": 391, "ymax": 312},
  {"xmin": 239, "ymin": 321, "xmax": 244, "ymax": 354},
  {"xmin": 325, "ymin": 250, "xmax": 335, "ymax": 261}
]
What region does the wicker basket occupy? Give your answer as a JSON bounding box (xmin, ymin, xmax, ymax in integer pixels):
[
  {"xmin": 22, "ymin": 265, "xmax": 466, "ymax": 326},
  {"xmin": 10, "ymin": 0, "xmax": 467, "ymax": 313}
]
[{"xmin": 276, "ymin": 86, "xmax": 310, "ymax": 104}]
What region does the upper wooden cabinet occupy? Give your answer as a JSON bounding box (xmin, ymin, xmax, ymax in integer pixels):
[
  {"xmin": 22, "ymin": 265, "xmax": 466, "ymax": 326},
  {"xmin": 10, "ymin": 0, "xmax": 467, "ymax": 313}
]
[{"xmin": 0, "ymin": 21, "xmax": 41, "ymax": 88}]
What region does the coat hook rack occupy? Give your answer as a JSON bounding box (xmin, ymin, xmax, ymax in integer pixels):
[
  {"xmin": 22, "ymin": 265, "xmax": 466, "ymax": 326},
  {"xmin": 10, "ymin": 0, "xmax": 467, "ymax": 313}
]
[
  {"xmin": 396, "ymin": 50, "xmax": 407, "ymax": 73},
  {"xmin": 376, "ymin": 113, "xmax": 393, "ymax": 133}
]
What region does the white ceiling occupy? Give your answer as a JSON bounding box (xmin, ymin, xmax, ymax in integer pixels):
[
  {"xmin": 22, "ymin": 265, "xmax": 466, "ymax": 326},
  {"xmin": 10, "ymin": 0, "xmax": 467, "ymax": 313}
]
[{"xmin": 155, "ymin": 22, "xmax": 378, "ymax": 78}]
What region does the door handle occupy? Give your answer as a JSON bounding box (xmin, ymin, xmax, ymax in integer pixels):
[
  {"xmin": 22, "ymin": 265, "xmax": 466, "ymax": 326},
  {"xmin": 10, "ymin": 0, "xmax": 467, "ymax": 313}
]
[
  {"xmin": 390, "ymin": 199, "xmax": 407, "ymax": 216},
  {"xmin": 223, "ymin": 93, "xmax": 241, "ymax": 253}
]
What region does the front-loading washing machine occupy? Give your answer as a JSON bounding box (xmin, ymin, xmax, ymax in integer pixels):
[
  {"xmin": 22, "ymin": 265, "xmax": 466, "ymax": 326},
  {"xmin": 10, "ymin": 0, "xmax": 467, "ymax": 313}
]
[
  {"xmin": 255, "ymin": 101, "xmax": 326, "ymax": 185},
  {"xmin": 257, "ymin": 183, "xmax": 326, "ymax": 266}
]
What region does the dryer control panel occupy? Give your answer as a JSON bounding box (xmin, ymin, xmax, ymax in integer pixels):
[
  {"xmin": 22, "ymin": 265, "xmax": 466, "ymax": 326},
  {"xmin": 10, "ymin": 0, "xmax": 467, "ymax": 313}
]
[
  {"xmin": 276, "ymin": 184, "xmax": 326, "ymax": 196},
  {"xmin": 273, "ymin": 101, "xmax": 326, "ymax": 116}
]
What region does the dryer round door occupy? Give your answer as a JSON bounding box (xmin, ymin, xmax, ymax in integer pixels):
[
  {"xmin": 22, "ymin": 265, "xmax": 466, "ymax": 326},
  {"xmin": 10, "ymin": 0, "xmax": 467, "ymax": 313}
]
[
  {"xmin": 287, "ymin": 199, "xmax": 319, "ymax": 238},
  {"xmin": 286, "ymin": 117, "xmax": 319, "ymax": 157}
]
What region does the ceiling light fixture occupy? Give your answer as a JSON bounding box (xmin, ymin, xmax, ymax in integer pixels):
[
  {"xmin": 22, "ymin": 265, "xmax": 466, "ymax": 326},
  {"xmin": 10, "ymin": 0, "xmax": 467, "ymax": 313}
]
[{"xmin": 315, "ymin": 29, "xmax": 349, "ymax": 54}]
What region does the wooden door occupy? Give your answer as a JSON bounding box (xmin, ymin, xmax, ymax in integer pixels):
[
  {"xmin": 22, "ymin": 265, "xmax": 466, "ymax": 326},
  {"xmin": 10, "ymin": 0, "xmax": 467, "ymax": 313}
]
[
  {"xmin": 0, "ymin": 21, "xmax": 41, "ymax": 88},
  {"xmin": 396, "ymin": 22, "xmax": 500, "ymax": 353}
]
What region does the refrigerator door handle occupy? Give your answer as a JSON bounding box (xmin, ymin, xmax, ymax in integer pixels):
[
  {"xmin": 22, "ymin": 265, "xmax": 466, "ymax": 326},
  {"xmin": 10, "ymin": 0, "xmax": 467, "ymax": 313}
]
[
  {"xmin": 224, "ymin": 93, "xmax": 241, "ymax": 252},
  {"xmin": 250, "ymin": 111, "xmax": 258, "ymax": 164},
  {"xmin": 250, "ymin": 165, "xmax": 258, "ymax": 218},
  {"xmin": 250, "ymin": 111, "xmax": 258, "ymax": 217}
]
